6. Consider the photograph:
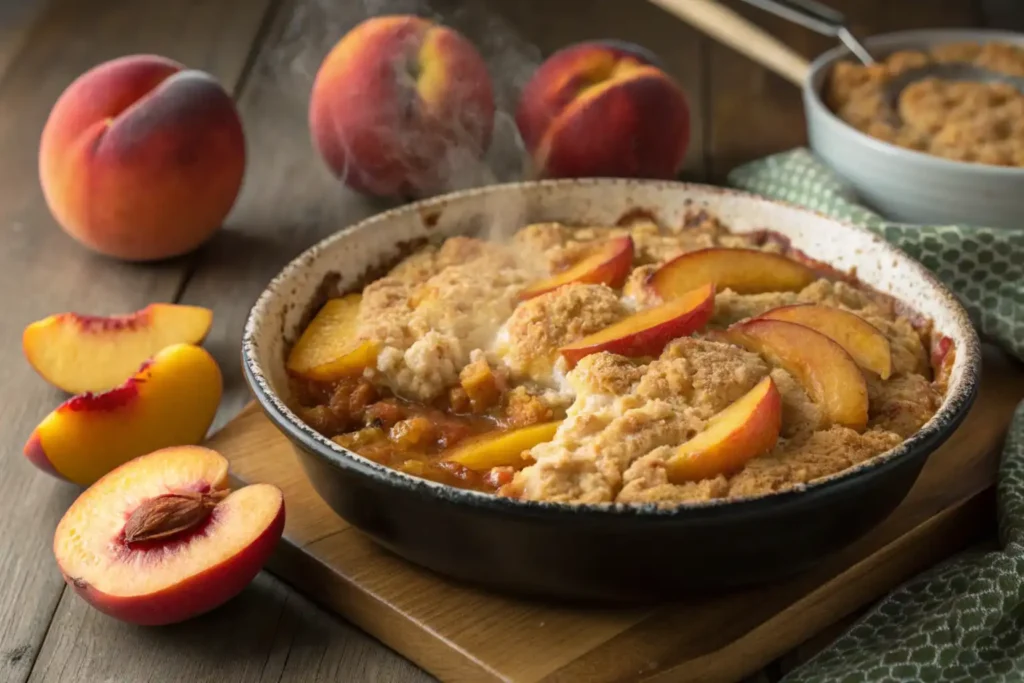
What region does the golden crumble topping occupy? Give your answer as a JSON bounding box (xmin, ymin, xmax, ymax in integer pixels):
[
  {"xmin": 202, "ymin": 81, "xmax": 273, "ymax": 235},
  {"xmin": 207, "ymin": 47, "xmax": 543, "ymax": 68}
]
[
  {"xmin": 288, "ymin": 215, "xmax": 948, "ymax": 507},
  {"xmin": 825, "ymin": 41, "xmax": 1024, "ymax": 166}
]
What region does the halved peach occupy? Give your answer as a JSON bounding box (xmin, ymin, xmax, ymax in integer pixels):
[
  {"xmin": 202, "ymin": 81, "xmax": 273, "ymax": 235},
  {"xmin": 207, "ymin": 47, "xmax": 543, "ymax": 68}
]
[
  {"xmin": 443, "ymin": 421, "xmax": 562, "ymax": 470},
  {"xmin": 723, "ymin": 319, "xmax": 868, "ymax": 430},
  {"xmin": 23, "ymin": 303, "xmax": 213, "ymax": 394},
  {"xmin": 24, "ymin": 343, "xmax": 223, "ymax": 486},
  {"xmin": 518, "ymin": 236, "xmax": 634, "ymax": 300},
  {"xmin": 560, "ymin": 283, "xmax": 714, "ymax": 368},
  {"xmin": 648, "ymin": 248, "xmax": 816, "ymax": 299},
  {"xmin": 759, "ymin": 304, "xmax": 893, "ymax": 379},
  {"xmin": 286, "ymin": 294, "xmax": 378, "ymax": 381},
  {"xmin": 666, "ymin": 376, "xmax": 781, "ymax": 482},
  {"xmin": 53, "ymin": 446, "xmax": 285, "ymax": 625}
]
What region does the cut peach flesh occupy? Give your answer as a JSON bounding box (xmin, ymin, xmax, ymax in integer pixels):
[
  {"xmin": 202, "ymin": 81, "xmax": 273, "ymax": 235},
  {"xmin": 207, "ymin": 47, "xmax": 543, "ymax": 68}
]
[
  {"xmin": 23, "ymin": 303, "xmax": 212, "ymax": 394},
  {"xmin": 444, "ymin": 421, "xmax": 562, "ymax": 470},
  {"xmin": 53, "ymin": 446, "xmax": 284, "ymax": 624},
  {"xmin": 25, "ymin": 343, "xmax": 223, "ymax": 486},
  {"xmin": 519, "ymin": 236, "xmax": 634, "ymax": 300},
  {"xmin": 648, "ymin": 247, "xmax": 816, "ymax": 298},
  {"xmin": 667, "ymin": 376, "xmax": 782, "ymax": 483},
  {"xmin": 724, "ymin": 319, "xmax": 868, "ymax": 430},
  {"xmin": 286, "ymin": 294, "xmax": 378, "ymax": 381},
  {"xmin": 760, "ymin": 304, "xmax": 893, "ymax": 379},
  {"xmin": 560, "ymin": 284, "xmax": 715, "ymax": 368}
]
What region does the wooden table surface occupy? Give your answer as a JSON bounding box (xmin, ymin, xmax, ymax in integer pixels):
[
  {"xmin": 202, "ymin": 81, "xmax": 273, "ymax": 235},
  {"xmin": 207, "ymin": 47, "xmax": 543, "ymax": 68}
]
[{"xmin": 2, "ymin": 1, "xmax": 1018, "ymax": 681}]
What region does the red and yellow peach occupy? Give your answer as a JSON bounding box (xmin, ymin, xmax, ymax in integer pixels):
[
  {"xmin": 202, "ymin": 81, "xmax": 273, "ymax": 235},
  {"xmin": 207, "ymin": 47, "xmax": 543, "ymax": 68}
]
[
  {"xmin": 39, "ymin": 55, "xmax": 245, "ymax": 261},
  {"xmin": 516, "ymin": 41, "xmax": 690, "ymax": 180},
  {"xmin": 53, "ymin": 446, "xmax": 284, "ymax": 625},
  {"xmin": 309, "ymin": 16, "xmax": 495, "ymax": 197}
]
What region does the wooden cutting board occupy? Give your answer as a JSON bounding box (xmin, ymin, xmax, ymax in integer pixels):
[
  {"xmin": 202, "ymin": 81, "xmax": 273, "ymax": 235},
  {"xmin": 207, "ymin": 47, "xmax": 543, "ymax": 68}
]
[{"xmin": 208, "ymin": 345, "xmax": 1024, "ymax": 683}]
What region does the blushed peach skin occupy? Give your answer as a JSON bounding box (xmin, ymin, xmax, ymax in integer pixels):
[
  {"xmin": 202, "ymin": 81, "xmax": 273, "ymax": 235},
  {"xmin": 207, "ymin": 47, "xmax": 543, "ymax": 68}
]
[
  {"xmin": 724, "ymin": 319, "xmax": 869, "ymax": 431},
  {"xmin": 310, "ymin": 16, "xmax": 495, "ymax": 197},
  {"xmin": 759, "ymin": 304, "xmax": 893, "ymax": 379},
  {"xmin": 23, "ymin": 303, "xmax": 213, "ymax": 394},
  {"xmin": 39, "ymin": 55, "xmax": 245, "ymax": 261},
  {"xmin": 516, "ymin": 41, "xmax": 690, "ymax": 180},
  {"xmin": 560, "ymin": 283, "xmax": 714, "ymax": 368},
  {"xmin": 667, "ymin": 376, "xmax": 782, "ymax": 483},
  {"xmin": 519, "ymin": 236, "xmax": 634, "ymax": 300},
  {"xmin": 648, "ymin": 247, "xmax": 817, "ymax": 300},
  {"xmin": 24, "ymin": 343, "xmax": 223, "ymax": 486},
  {"xmin": 54, "ymin": 446, "xmax": 285, "ymax": 625}
]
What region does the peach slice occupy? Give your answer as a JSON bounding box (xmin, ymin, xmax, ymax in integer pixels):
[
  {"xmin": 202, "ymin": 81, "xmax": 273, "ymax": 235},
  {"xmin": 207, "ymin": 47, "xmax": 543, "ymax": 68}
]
[
  {"xmin": 286, "ymin": 295, "xmax": 378, "ymax": 381},
  {"xmin": 759, "ymin": 304, "xmax": 893, "ymax": 379},
  {"xmin": 518, "ymin": 236, "xmax": 634, "ymax": 300},
  {"xmin": 444, "ymin": 421, "xmax": 562, "ymax": 470},
  {"xmin": 23, "ymin": 303, "xmax": 213, "ymax": 394},
  {"xmin": 53, "ymin": 446, "xmax": 285, "ymax": 625},
  {"xmin": 24, "ymin": 343, "xmax": 222, "ymax": 486},
  {"xmin": 723, "ymin": 319, "xmax": 868, "ymax": 430},
  {"xmin": 667, "ymin": 376, "xmax": 782, "ymax": 483},
  {"xmin": 560, "ymin": 284, "xmax": 714, "ymax": 368},
  {"xmin": 648, "ymin": 248, "xmax": 816, "ymax": 299}
]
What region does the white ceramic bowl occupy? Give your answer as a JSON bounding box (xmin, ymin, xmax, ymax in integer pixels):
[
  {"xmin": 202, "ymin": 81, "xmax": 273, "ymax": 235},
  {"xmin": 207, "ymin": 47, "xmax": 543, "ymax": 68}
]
[{"xmin": 805, "ymin": 28, "xmax": 1024, "ymax": 230}]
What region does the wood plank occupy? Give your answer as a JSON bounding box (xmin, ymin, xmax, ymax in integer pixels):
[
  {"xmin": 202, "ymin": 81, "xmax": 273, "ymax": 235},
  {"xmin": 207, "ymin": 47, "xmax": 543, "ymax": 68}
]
[
  {"xmin": 28, "ymin": 570, "xmax": 432, "ymax": 683},
  {"xmin": 0, "ymin": 0, "xmax": 51, "ymax": 83},
  {"xmin": 1, "ymin": 0, "xmax": 276, "ymax": 681},
  {"xmin": 705, "ymin": 0, "xmax": 981, "ymax": 179},
  {"xmin": 213, "ymin": 345, "xmax": 1022, "ymax": 683}
]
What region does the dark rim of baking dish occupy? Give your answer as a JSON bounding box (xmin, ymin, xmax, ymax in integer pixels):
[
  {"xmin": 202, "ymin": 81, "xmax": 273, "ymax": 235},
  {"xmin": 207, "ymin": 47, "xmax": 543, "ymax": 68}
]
[
  {"xmin": 804, "ymin": 27, "xmax": 1024, "ymax": 176},
  {"xmin": 242, "ymin": 178, "xmax": 982, "ymax": 519}
]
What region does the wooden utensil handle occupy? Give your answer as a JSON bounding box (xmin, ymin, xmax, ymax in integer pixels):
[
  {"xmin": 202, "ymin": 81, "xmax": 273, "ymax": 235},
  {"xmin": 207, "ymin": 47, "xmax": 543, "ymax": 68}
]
[{"xmin": 647, "ymin": 0, "xmax": 811, "ymax": 86}]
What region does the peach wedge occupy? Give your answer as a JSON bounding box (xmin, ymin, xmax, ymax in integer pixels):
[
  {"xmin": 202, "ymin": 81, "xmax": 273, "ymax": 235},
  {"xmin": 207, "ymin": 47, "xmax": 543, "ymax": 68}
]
[
  {"xmin": 23, "ymin": 303, "xmax": 213, "ymax": 394},
  {"xmin": 444, "ymin": 421, "xmax": 562, "ymax": 470},
  {"xmin": 648, "ymin": 247, "xmax": 816, "ymax": 299},
  {"xmin": 667, "ymin": 376, "xmax": 782, "ymax": 483},
  {"xmin": 723, "ymin": 319, "xmax": 868, "ymax": 431},
  {"xmin": 286, "ymin": 294, "xmax": 378, "ymax": 381},
  {"xmin": 519, "ymin": 236, "xmax": 634, "ymax": 300},
  {"xmin": 54, "ymin": 446, "xmax": 285, "ymax": 625},
  {"xmin": 24, "ymin": 343, "xmax": 223, "ymax": 486},
  {"xmin": 760, "ymin": 304, "xmax": 893, "ymax": 379},
  {"xmin": 560, "ymin": 284, "xmax": 714, "ymax": 368}
]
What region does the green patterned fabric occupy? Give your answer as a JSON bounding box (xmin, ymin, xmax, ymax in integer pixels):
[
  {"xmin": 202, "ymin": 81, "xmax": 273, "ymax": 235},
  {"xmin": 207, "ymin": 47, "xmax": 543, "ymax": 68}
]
[{"xmin": 727, "ymin": 149, "xmax": 1024, "ymax": 682}]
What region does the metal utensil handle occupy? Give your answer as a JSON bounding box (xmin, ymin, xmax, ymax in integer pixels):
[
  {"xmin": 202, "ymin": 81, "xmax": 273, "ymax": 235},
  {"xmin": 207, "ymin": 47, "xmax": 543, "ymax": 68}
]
[
  {"xmin": 648, "ymin": 0, "xmax": 811, "ymax": 86},
  {"xmin": 738, "ymin": 0, "xmax": 875, "ymax": 64}
]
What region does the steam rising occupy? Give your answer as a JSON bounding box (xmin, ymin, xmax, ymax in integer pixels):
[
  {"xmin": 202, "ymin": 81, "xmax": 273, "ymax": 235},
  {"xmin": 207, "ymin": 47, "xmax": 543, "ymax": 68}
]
[{"xmin": 271, "ymin": 0, "xmax": 544, "ymax": 243}]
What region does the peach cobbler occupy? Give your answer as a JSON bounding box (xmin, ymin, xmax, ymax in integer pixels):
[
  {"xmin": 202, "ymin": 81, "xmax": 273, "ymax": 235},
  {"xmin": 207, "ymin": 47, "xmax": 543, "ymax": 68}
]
[
  {"xmin": 826, "ymin": 41, "xmax": 1024, "ymax": 166},
  {"xmin": 286, "ymin": 214, "xmax": 951, "ymax": 507}
]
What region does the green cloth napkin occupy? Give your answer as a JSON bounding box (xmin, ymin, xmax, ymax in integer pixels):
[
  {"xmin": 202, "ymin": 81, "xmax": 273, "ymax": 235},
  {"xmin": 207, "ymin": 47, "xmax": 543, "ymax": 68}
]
[{"xmin": 727, "ymin": 149, "xmax": 1024, "ymax": 683}]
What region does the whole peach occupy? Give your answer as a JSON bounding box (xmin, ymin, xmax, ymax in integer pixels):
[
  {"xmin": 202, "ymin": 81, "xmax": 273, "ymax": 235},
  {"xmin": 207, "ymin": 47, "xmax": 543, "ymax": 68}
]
[
  {"xmin": 39, "ymin": 55, "xmax": 245, "ymax": 261},
  {"xmin": 516, "ymin": 41, "xmax": 690, "ymax": 180},
  {"xmin": 309, "ymin": 16, "xmax": 495, "ymax": 197}
]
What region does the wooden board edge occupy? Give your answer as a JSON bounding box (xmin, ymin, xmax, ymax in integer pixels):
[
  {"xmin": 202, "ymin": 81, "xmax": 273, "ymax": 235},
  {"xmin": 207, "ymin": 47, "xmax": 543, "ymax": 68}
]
[
  {"xmin": 640, "ymin": 486, "xmax": 996, "ymax": 683},
  {"xmin": 265, "ymin": 539, "xmax": 508, "ymax": 683}
]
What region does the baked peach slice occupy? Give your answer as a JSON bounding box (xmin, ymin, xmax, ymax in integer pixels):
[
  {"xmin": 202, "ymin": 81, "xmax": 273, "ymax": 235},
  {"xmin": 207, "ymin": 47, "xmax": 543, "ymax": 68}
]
[
  {"xmin": 23, "ymin": 303, "xmax": 213, "ymax": 394},
  {"xmin": 648, "ymin": 248, "xmax": 816, "ymax": 299},
  {"xmin": 286, "ymin": 294, "xmax": 378, "ymax": 381},
  {"xmin": 722, "ymin": 319, "xmax": 868, "ymax": 430},
  {"xmin": 24, "ymin": 343, "xmax": 222, "ymax": 486},
  {"xmin": 444, "ymin": 421, "xmax": 562, "ymax": 470},
  {"xmin": 560, "ymin": 284, "xmax": 714, "ymax": 368},
  {"xmin": 667, "ymin": 376, "xmax": 782, "ymax": 483},
  {"xmin": 519, "ymin": 236, "xmax": 634, "ymax": 300},
  {"xmin": 759, "ymin": 304, "xmax": 893, "ymax": 379},
  {"xmin": 53, "ymin": 446, "xmax": 285, "ymax": 625}
]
